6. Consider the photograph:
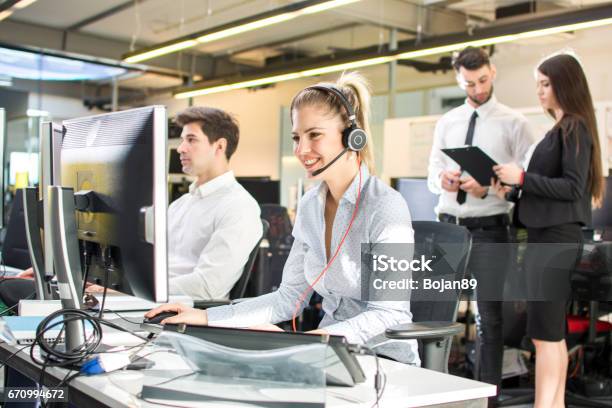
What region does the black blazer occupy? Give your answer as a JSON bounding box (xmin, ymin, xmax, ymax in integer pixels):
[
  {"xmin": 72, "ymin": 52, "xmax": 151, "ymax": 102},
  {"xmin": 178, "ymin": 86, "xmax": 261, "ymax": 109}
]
[{"xmin": 518, "ymin": 121, "xmax": 593, "ymax": 228}]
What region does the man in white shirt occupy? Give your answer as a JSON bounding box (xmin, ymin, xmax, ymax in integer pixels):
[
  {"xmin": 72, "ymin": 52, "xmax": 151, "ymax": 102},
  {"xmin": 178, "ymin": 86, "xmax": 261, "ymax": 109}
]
[
  {"xmin": 168, "ymin": 106, "xmax": 263, "ymax": 301},
  {"xmin": 427, "ymin": 47, "xmax": 534, "ymax": 403}
]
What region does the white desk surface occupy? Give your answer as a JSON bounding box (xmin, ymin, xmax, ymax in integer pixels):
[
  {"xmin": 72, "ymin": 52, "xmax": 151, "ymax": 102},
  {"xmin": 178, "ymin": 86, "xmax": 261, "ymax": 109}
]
[
  {"xmin": 82, "ymin": 350, "xmax": 495, "ymax": 407},
  {"xmin": 1, "ymin": 326, "xmax": 495, "ymax": 408}
]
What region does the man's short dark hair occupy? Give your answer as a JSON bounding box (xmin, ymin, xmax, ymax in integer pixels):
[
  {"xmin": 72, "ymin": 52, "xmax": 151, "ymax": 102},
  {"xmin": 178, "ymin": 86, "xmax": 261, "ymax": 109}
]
[
  {"xmin": 174, "ymin": 106, "xmax": 239, "ymax": 160},
  {"xmin": 452, "ymin": 47, "xmax": 490, "ymax": 71}
]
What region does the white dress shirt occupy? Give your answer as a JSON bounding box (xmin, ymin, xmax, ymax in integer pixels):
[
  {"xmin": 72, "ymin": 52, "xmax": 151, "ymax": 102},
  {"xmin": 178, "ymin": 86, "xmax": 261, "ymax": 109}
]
[
  {"xmin": 207, "ymin": 165, "xmax": 420, "ymax": 364},
  {"xmin": 168, "ymin": 171, "xmax": 262, "ymax": 301},
  {"xmin": 427, "ymin": 95, "xmax": 535, "ymax": 218}
]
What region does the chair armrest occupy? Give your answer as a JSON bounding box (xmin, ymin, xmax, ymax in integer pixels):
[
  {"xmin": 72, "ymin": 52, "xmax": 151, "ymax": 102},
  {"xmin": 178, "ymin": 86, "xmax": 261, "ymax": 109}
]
[
  {"xmin": 193, "ymin": 300, "xmax": 230, "ymax": 309},
  {"xmin": 385, "ymin": 321, "xmax": 463, "ymax": 340}
]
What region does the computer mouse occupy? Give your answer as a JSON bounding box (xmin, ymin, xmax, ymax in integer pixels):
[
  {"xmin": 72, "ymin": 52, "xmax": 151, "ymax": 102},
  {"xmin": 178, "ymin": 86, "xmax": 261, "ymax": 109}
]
[{"xmin": 143, "ymin": 311, "xmax": 179, "ymax": 325}]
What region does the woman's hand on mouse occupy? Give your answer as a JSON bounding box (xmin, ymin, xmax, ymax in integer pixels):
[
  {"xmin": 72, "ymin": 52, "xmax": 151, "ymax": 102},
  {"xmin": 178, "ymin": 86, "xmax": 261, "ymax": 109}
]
[{"xmin": 145, "ymin": 303, "xmax": 208, "ymax": 325}]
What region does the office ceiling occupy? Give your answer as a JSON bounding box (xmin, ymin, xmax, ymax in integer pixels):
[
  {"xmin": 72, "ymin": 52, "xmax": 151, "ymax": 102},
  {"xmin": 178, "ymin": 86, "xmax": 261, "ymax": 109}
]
[{"xmin": 2, "ymin": 0, "xmax": 612, "ymax": 99}]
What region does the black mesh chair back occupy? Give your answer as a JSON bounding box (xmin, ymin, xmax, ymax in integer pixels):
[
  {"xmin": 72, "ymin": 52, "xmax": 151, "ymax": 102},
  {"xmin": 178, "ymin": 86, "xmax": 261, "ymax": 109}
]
[
  {"xmin": 229, "ymin": 219, "xmax": 269, "ymax": 300},
  {"xmin": 409, "ymin": 221, "xmax": 472, "ymax": 371},
  {"xmin": 410, "ymin": 221, "xmax": 472, "ymax": 324},
  {"xmin": 2, "ymin": 189, "xmax": 32, "ymax": 270}
]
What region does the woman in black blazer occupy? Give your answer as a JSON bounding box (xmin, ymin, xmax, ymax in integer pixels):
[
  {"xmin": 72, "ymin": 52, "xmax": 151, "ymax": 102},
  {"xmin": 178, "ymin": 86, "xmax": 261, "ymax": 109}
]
[{"xmin": 494, "ymin": 53, "xmax": 604, "ymax": 408}]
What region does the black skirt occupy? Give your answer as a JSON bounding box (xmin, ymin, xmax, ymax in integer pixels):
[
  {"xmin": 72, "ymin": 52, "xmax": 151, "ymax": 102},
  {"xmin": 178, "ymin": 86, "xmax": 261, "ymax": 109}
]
[{"xmin": 524, "ymin": 223, "xmax": 583, "ymax": 341}]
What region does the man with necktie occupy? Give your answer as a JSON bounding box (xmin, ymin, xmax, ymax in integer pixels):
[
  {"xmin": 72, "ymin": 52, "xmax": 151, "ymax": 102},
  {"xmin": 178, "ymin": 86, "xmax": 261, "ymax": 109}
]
[{"xmin": 427, "ymin": 47, "xmax": 534, "ymax": 406}]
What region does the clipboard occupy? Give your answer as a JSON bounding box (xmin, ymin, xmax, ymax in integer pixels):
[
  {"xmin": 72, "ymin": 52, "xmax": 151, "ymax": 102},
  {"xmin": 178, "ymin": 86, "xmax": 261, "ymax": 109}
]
[{"xmin": 441, "ymin": 146, "xmax": 498, "ymax": 186}]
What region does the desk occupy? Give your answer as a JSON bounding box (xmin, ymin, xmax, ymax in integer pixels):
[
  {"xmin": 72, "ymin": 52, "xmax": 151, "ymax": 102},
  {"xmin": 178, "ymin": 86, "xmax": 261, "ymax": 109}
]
[
  {"xmin": 0, "ymin": 312, "xmax": 496, "ymax": 408},
  {"xmin": 0, "ymin": 328, "xmax": 495, "ymax": 408}
]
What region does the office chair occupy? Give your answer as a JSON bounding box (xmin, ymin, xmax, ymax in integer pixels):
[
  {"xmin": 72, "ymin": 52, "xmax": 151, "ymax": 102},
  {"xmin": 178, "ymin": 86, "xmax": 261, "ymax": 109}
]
[
  {"xmin": 383, "ymin": 221, "xmax": 472, "ymax": 373},
  {"xmin": 229, "ymin": 219, "xmax": 270, "ymax": 299},
  {"xmin": 194, "ymin": 218, "xmax": 269, "ymax": 309},
  {"xmin": 0, "ymin": 190, "xmax": 37, "ymax": 312},
  {"xmin": 1, "ymin": 189, "xmax": 31, "ymax": 270},
  {"xmin": 252, "ymin": 204, "xmax": 294, "ymax": 296},
  {"xmin": 259, "ymin": 204, "xmax": 293, "ymax": 249}
]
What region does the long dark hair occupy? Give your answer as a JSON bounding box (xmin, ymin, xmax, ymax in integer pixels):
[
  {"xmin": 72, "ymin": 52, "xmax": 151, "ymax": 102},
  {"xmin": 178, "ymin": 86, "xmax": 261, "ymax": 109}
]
[{"xmin": 537, "ymin": 53, "xmax": 604, "ymax": 206}]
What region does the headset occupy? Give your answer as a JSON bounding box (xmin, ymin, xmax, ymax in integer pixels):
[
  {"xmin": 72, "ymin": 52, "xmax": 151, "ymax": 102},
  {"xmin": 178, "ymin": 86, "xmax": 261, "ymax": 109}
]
[{"xmin": 305, "ymin": 85, "xmax": 368, "ymax": 176}]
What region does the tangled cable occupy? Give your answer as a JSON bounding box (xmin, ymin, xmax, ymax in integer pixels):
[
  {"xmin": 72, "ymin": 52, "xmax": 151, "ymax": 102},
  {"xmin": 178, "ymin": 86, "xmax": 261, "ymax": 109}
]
[{"xmin": 31, "ymin": 308, "xmax": 102, "ymax": 367}]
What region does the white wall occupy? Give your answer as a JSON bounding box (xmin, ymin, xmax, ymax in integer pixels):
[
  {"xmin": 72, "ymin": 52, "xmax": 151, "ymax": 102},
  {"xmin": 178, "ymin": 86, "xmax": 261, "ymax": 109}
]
[
  {"xmin": 493, "ymin": 25, "xmax": 612, "ymax": 108},
  {"xmin": 28, "ymin": 94, "xmax": 102, "ymax": 122}
]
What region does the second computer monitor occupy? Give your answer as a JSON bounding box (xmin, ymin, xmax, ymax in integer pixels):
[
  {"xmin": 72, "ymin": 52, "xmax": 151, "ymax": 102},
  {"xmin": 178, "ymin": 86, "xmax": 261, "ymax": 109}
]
[
  {"xmin": 391, "ymin": 177, "xmax": 439, "ymax": 222},
  {"xmin": 60, "ymin": 106, "xmax": 168, "ymax": 302}
]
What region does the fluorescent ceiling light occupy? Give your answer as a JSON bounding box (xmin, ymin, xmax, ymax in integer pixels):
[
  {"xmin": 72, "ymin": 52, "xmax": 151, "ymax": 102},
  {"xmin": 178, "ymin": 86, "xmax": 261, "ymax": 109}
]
[
  {"xmin": 123, "ymin": 0, "xmax": 362, "ymax": 63},
  {"xmin": 13, "ymin": 0, "xmax": 37, "ymax": 9},
  {"xmin": 397, "ymin": 17, "xmax": 612, "ymax": 60},
  {"xmin": 0, "ymin": 0, "xmax": 37, "ymax": 21},
  {"xmin": 26, "ymin": 109, "xmax": 49, "ymax": 117},
  {"xmin": 124, "ymin": 40, "xmax": 198, "ymax": 63},
  {"xmin": 174, "ymin": 56, "xmax": 393, "ymax": 98},
  {"xmin": 196, "ymin": 13, "xmax": 296, "ymax": 44},
  {"xmin": 300, "ymin": 0, "xmax": 360, "ymax": 14},
  {"xmin": 0, "ymin": 10, "xmax": 13, "ymax": 21},
  {"xmin": 174, "ymin": 9, "xmax": 612, "ymax": 99}
]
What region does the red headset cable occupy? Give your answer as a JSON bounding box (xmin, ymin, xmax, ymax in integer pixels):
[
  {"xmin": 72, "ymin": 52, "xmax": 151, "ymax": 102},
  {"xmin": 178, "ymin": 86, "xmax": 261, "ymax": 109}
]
[{"xmin": 291, "ymin": 158, "xmax": 363, "ymax": 332}]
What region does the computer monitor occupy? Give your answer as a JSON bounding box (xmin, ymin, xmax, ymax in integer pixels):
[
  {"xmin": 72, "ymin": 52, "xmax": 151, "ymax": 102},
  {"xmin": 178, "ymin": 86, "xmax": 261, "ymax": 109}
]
[
  {"xmin": 391, "ymin": 177, "xmax": 439, "ymax": 222},
  {"xmin": 592, "ymin": 176, "xmax": 612, "ymax": 228},
  {"xmin": 168, "ymin": 147, "xmax": 182, "ymax": 174},
  {"xmin": 0, "ymin": 108, "xmax": 5, "ymax": 228},
  {"xmin": 236, "ymin": 177, "xmax": 280, "ymax": 205},
  {"xmin": 56, "ymin": 106, "xmax": 168, "ymax": 303},
  {"xmin": 22, "ymin": 122, "xmax": 63, "ymax": 300}
]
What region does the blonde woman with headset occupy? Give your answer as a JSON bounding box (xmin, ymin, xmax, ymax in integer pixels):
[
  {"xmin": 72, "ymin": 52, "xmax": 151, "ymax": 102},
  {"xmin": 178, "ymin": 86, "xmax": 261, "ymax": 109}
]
[{"xmin": 147, "ymin": 72, "xmax": 419, "ymax": 365}]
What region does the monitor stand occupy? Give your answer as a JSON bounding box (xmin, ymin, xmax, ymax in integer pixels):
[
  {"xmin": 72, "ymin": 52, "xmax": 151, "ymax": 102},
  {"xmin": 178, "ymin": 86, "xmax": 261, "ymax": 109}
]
[
  {"xmin": 22, "ymin": 187, "xmax": 54, "ymax": 300},
  {"xmin": 47, "ymin": 186, "xmax": 86, "ymax": 352}
]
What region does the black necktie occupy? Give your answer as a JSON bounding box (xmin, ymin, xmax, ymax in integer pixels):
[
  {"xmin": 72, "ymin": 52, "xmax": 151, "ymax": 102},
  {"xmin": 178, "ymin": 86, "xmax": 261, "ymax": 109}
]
[{"xmin": 456, "ymin": 110, "xmax": 478, "ymax": 205}]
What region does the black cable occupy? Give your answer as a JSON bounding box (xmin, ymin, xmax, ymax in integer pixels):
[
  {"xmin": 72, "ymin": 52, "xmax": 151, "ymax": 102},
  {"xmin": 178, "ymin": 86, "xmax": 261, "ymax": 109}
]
[
  {"xmin": 152, "ymin": 370, "xmax": 199, "ymax": 386},
  {"xmin": 31, "ymin": 309, "xmax": 102, "ymax": 367},
  {"xmin": 32, "ymin": 309, "xmax": 150, "ymax": 367},
  {"xmin": 98, "ymin": 247, "xmax": 112, "ymax": 320},
  {"xmin": 0, "ymin": 305, "xmax": 153, "ymax": 408},
  {"xmin": 81, "ymin": 262, "xmax": 90, "ymax": 298},
  {"xmin": 0, "ymin": 344, "xmax": 32, "ymax": 371},
  {"xmin": 104, "ymin": 308, "xmax": 146, "ymax": 326},
  {"xmin": 80, "ymin": 241, "xmax": 93, "ymax": 297},
  {"xmin": 0, "ymin": 290, "xmax": 37, "ymax": 317},
  {"xmin": 48, "ymin": 341, "xmax": 165, "ymax": 407},
  {"xmin": 29, "ymin": 308, "xmax": 154, "ymax": 407},
  {"xmin": 347, "ymin": 344, "xmax": 386, "ymax": 408}
]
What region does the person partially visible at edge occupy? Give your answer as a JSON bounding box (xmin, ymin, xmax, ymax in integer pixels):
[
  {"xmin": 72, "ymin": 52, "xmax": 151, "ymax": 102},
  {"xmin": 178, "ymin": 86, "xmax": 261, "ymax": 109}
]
[
  {"xmin": 493, "ymin": 52, "xmax": 604, "ymax": 408},
  {"xmin": 427, "ymin": 46, "xmax": 534, "ymax": 405}
]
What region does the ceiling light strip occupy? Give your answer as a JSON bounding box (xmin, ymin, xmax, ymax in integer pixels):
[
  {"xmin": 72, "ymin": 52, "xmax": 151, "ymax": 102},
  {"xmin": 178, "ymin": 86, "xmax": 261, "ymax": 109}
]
[
  {"xmin": 174, "ymin": 10, "xmax": 612, "ymax": 99},
  {"xmin": 124, "ymin": 40, "xmax": 199, "ymax": 63},
  {"xmin": 174, "ymin": 56, "xmax": 392, "ymax": 98},
  {"xmin": 397, "ymin": 16, "xmax": 612, "ymax": 60},
  {"xmin": 123, "ymin": 0, "xmax": 361, "ymax": 63},
  {"xmin": 0, "ymin": 0, "xmax": 37, "ymax": 21}
]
